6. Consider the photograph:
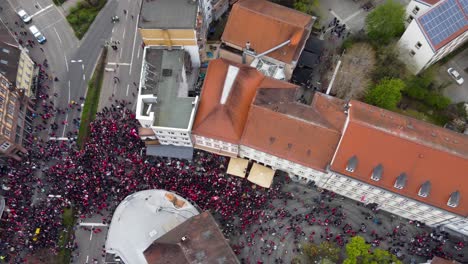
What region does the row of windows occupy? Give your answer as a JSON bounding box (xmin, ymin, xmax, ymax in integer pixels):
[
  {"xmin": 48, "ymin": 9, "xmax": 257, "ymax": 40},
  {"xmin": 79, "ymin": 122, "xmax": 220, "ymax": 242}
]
[{"xmin": 155, "ymin": 130, "xmax": 188, "ymax": 136}]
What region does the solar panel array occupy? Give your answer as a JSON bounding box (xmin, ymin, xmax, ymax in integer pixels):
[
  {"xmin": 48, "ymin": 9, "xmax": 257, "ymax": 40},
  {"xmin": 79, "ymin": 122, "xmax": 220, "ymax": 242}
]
[
  {"xmin": 460, "ymin": 0, "xmax": 468, "ymax": 15},
  {"xmin": 419, "ymin": 0, "xmax": 467, "ymax": 49}
]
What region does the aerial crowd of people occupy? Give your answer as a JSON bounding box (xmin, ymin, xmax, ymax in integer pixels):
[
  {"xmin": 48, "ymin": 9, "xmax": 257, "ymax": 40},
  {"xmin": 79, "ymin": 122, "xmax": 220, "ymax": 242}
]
[{"xmin": 1, "ymin": 98, "xmax": 467, "ymax": 263}]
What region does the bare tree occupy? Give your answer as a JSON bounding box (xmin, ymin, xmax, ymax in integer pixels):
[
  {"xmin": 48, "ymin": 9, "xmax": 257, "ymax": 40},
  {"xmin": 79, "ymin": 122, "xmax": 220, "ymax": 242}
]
[{"xmin": 333, "ymin": 42, "xmax": 376, "ymax": 100}]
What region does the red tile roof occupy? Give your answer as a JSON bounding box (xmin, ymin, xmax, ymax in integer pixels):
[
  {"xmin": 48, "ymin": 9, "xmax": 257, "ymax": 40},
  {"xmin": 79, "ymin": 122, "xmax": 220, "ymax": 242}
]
[
  {"xmin": 192, "ymin": 59, "xmax": 295, "ymax": 143},
  {"xmin": 241, "ymin": 91, "xmax": 346, "ymax": 171},
  {"xmin": 331, "ymin": 100, "xmax": 468, "ymax": 216},
  {"xmin": 419, "ymin": 0, "xmax": 442, "ymax": 5},
  {"xmin": 221, "ymin": 0, "xmax": 314, "ymax": 64}
]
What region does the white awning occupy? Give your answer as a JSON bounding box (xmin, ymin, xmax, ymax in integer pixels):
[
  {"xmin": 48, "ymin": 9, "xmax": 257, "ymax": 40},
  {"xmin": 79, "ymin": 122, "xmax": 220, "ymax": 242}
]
[
  {"xmin": 227, "ymin": 158, "xmax": 249, "ymax": 178},
  {"xmin": 247, "ymin": 163, "xmax": 275, "ymax": 188}
]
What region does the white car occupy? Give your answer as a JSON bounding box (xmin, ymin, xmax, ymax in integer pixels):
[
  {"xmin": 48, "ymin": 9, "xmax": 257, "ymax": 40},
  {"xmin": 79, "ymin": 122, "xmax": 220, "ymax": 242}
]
[
  {"xmin": 447, "ymin": 68, "xmax": 464, "ymax": 85},
  {"xmin": 17, "ymin": 9, "xmax": 32, "ymax": 24}
]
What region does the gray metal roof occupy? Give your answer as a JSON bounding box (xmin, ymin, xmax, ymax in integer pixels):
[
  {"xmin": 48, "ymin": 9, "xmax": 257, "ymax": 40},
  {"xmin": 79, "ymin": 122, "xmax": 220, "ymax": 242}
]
[
  {"xmin": 371, "ymin": 164, "xmax": 383, "ymax": 181},
  {"xmin": 138, "ymin": 0, "xmax": 199, "ymax": 29},
  {"xmin": 419, "ymin": 181, "xmax": 431, "ymax": 197},
  {"xmin": 146, "ymin": 145, "xmax": 194, "ymax": 160},
  {"xmin": 105, "ymin": 190, "xmax": 200, "ymax": 264},
  {"xmin": 394, "ymin": 173, "xmax": 407, "ymax": 189},
  {"xmin": 346, "ymin": 155, "xmax": 358, "ymax": 171},
  {"xmin": 448, "ymin": 190, "xmax": 460, "ymax": 207}
]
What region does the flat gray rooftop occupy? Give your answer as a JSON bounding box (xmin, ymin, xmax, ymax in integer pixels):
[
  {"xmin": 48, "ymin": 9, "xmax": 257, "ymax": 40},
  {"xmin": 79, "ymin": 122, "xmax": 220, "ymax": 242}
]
[
  {"xmin": 140, "ymin": 49, "xmax": 195, "ymax": 129},
  {"xmin": 139, "ymin": 0, "xmax": 198, "ymax": 29},
  {"xmin": 105, "ymin": 190, "xmax": 200, "ymax": 264}
]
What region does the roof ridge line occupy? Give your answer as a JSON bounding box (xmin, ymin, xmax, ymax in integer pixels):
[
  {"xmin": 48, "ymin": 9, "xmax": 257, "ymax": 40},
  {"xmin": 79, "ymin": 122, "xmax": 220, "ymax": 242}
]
[
  {"xmin": 350, "ymin": 118, "xmax": 468, "ymax": 159},
  {"xmin": 237, "ymin": 1, "xmax": 310, "ymax": 27}
]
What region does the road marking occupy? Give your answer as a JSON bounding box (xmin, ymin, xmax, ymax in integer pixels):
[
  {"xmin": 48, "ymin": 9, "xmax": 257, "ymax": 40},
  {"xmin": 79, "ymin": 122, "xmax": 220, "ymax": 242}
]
[
  {"xmin": 343, "ymin": 9, "xmax": 364, "ymax": 24},
  {"xmin": 330, "ymin": 10, "xmax": 344, "ymax": 24},
  {"xmin": 137, "ymin": 44, "xmax": 141, "ymax": 59},
  {"xmin": 89, "ymin": 230, "xmax": 93, "ymax": 240},
  {"xmin": 107, "ymin": 62, "xmax": 130, "ymax": 66},
  {"xmin": 122, "ymin": 26, "xmax": 126, "ymax": 39},
  {"xmin": 49, "ymin": 137, "xmax": 69, "ymax": 141},
  {"xmin": 64, "ymin": 54, "xmax": 69, "ymax": 72},
  {"xmin": 42, "ymin": 17, "xmax": 64, "ymax": 31},
  {"xmin": 112, "ymin": 27, "xmax": 115, "ymax": 33},
  {"xmin": 86, "ymin": 255, "xmax": 89, "ymax": 264},
  {"xmin": 129, "ymin": 14, "xmax": 140, "ymax": 75},
  {"xmin": 120, "ymin": 44, "xmax": 123, "ymax": 59},
  {"xmin": 79, "ymin": 223, "xmax": 109, "ymax": 227},
  {"xmin": 83, "ymin": 74, "xmax": 86, "ymax": 81},
  {"xmin": 36, "ymin": 2, "xmax": 43, "ymax": 10},
  {"xmin": 61, "ymin": 113, "xmax": 68, "ymax": 138},
  {"xmin": 126, "ymin": 84, "xmax": 129, "ymax": 96},
  {"xmin": 53, "ymin": 27, "xmax": 62, "ymax": 44},
  {"xmin": 82, "ymin": 64, "xmax": 85, "ymax": 70},
  {"xmin": 71, "ymin": 59, "xmax": 83, "ymax": 63},
  {"xmin": 68, "ymin": 80, "xmax": 71, "ymax": 102},
  {"xmin": 31, "ymin": 4, "xmax": 53, "ymax": 18}
]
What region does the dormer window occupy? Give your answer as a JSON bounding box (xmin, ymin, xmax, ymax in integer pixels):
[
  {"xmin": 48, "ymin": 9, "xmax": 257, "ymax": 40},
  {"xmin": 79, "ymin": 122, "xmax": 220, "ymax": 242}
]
[
  {"xmin": 418, "ymin": 181, "xmax": 431, "ymax": 198},
  {"xmin": 448, "ymin": 191, "xmax": 460, "ymax": 208},
  {"xmin": 394, "ymin": 173, "xmax": 407, "ymax": 190},
  {"xmin": 346, "ymin": 155, "xmax": 358, "ymax": 173},
  {"xmin": 371, "ymin": 164, "xmax": 383, "ymax": 181}
]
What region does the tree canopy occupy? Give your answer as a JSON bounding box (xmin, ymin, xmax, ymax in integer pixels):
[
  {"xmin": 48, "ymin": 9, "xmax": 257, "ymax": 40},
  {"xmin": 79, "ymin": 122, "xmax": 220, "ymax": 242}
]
[
  {"xmin": 344, "ymin": 236, "xmax": 402, "ymax": 264},
  {"xmin": 302, "ymin": 241, "xmax": 340, "ymax": 263},
  {"xmin": 365, "ymin": 0, "xmax": 405, "ymax": 44},
  {"xmin": 293, "ymin": 0, "xmax": 320, "ymax": 16},
  {"xmin": 365, "ymin": 78, "xmax": 405, "ymax": 110}
]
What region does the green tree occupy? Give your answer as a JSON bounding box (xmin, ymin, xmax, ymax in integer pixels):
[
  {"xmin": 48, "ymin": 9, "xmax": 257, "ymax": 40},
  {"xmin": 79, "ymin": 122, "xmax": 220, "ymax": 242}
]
[
  {"xmin": 343, "ymin": 236, "xmax": 370, "ymax": 264},
  {"xmin": 365, "ymin": 0, "xmax": 405, "ymax": 44},
  {"xmin": 371, "ymin": 46, "xmax": 408, "ymax": 82},
  {"xmin": 365, "ymin": 78, "xmax": 405, "ymax": 110},
  {"xmin": 294, "ymin": 0, "xmax": 320, "ymax": 16},
  {"xmin": 302, "ymin": 241, "xmax": 340, "ymax": 263},
  {"xmin": 363, "ymin": 249, "xmax": 402, "ymax": 264}
]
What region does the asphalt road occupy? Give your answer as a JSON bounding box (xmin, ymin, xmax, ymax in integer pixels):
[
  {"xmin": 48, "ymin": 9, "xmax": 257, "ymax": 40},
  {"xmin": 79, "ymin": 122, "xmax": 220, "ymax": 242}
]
[{"xmin": 3, "ymin": 0, "xmax": 118, "ymax": 140}]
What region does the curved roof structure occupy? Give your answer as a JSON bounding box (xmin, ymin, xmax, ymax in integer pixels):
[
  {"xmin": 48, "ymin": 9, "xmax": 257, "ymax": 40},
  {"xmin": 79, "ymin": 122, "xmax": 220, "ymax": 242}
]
[{"xmin": 105, "ymin": 190, "xmax": 200, "ymax": 264}]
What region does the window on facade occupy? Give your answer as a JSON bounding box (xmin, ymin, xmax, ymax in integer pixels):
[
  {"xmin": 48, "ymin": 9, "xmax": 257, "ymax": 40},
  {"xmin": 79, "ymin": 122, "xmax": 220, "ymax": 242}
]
[
  {"xmin": 409, "ymin": 50, "xmax": 416, "ymax": 57},
  {"xmin": 7, "ymin": 103, "xmax": 15, "ymax": 115},
  {"xmin": 0, "ymin": 86, "xmax": 6, "ymax": 94},
  {"xmin": 3, "ymin": 128, "xmax": 11, "ymax": 138},
  {"xmin": 415, "ymin": 42, "xmax": 422, "ymax": 49},
  {"xmin": 412, "ymin": 6, "xmax": 420, "ymax": 15},
  {"xmin": 5, "ymin": 117, "xmax": 12, "ymax": 125},
  {"xmin": 0, "ymin": 141, "xmax": 11, "ymax": 151},
  {"xmin": 406, "ymin": 15, "xmax": 414, "ymax": 23}
]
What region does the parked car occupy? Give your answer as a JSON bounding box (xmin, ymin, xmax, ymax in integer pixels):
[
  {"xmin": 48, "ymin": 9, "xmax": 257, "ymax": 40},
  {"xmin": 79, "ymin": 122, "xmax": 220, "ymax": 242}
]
[
  {"xmin": 447, "ymin": 68, "xmax": 464, "ymax": 85},
  {"xmin": 17, "ymin": 9, "xmax": 32, "ymax": 23},
  {"xmin": 29, "ymin": 25, "xmax": 46, "ymax": 44}
]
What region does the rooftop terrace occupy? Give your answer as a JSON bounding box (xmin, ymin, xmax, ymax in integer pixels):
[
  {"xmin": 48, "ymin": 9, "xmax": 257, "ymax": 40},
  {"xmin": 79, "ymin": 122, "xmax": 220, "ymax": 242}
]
[{"xmin": 138, "ymin": 48, "xmax": 197, "ymax": 129}]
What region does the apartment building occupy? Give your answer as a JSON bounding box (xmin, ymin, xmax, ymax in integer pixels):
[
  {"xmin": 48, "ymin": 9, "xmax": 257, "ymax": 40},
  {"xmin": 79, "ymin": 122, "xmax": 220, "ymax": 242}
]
[
  {"xmin": 136, "ymin": 48, "xmax": 198, "ymax": 160},
  {"xmin": 0, "ymin": 73, "xmax": 30, "ymax": 162},
  {"xmin": 220, "ymin": 0, "xmax": 315, "ymax": 80},
  {"xmin": 189, "ymin": 58, "xmax": 468, "ymax": 235},
  {"xmin": 240, "ymin": 90, "xmax": 346, "ymax": 186},
  {"xmin": 327, "ymin": 100, "xmax": 468, "ymax": 235},
  {"xmin": 398, "ymin": 0, "xmax": 468, "ymax": 74},
  {"xmin": 138, "ymin": 0, "xmax": 212, "ymax": 68},
  {"xmin": 0, "ymin": 24, "xmax": 37, "ymax": 99}
]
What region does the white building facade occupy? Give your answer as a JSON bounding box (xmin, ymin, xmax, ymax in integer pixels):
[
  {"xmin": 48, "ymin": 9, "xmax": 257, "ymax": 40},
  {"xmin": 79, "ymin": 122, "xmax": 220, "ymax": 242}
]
[
  {"xmin": 398, "ymin": 0, "xmax": 468, "ymax": 74},
  {"xmin": 239, "ymin": 145, "xmax": 329, "ymax": 186}
]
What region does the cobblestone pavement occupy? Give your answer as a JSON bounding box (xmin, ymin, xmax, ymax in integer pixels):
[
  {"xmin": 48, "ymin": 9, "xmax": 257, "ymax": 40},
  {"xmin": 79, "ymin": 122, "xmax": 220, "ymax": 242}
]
[{"xmin": 227, "ymin": 178, "xmax": 468, "ymax": 264}]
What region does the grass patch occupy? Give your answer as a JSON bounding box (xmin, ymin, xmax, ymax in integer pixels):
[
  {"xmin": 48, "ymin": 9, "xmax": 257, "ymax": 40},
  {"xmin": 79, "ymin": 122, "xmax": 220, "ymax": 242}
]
[
  {"xmin": 66, "ymin": 0, "xmax": 107, "ymax": 39},
  {"xmin": 52, "ymin": 0, "xmax": 66, "ymax": 5},
  {"xmin": 56, "ymin": 207, "xmax": 75, "ymax": 264},
  {"xmin": 77, "ymin": 47, "xmax": 107, "ymax": 149}
]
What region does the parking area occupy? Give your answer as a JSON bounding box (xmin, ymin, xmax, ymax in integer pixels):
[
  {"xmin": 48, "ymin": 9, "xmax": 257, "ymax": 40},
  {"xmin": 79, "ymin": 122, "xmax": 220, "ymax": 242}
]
[{"xmin": 441, "ymin": 48, "xmax": 468, "ymax": 104}]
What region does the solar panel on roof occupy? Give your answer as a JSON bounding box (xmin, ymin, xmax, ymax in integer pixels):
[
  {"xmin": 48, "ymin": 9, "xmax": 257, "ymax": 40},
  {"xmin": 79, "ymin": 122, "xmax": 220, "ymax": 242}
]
[{"xmin": 418, "ymin": 0, "xmax": 468, "ymax": 49}]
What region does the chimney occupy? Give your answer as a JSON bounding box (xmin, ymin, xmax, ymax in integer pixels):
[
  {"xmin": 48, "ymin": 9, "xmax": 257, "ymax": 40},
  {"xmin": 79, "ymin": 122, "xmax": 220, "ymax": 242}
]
[
  {"xmin": 344, "ymin": 101, "xmax": 351, "ymax": 115},
  {"xmin": 181, "ymin": 235, "xmax": 189, "ymax": 242}
]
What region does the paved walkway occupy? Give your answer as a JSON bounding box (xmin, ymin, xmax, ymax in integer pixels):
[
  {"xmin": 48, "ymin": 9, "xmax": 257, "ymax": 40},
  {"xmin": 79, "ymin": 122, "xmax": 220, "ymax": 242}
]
[{"xmin": 59, "ymin": 0, "xmax": 83, "ymax": 16}]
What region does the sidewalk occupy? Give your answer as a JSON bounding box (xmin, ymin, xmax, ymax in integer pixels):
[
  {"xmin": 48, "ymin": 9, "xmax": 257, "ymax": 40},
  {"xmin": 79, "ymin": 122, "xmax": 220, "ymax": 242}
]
[{"xmin": 58, "ymin": 0, "xmax": 83, "ymax": 16}]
